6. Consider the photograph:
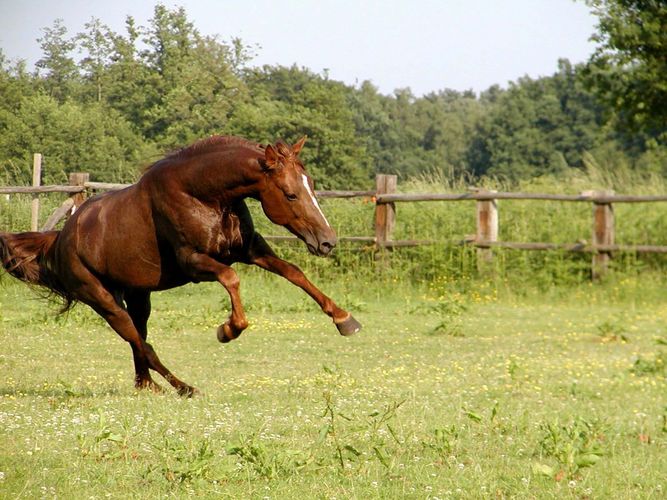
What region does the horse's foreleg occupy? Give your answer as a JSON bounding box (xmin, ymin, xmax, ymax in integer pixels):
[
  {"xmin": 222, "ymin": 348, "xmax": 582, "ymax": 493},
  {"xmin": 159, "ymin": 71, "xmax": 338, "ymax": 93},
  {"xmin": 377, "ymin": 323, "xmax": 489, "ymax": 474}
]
[
  {"xmin": 249, "ymin": 237, "xmax": 361, "ymax": 336},
  {"xmin": 183, "ymin": 253, "xmax": 248, "ymax": 342},
  {"xmin": 214, "ymin": 265, "xmax": 249, "ymax": 343}
]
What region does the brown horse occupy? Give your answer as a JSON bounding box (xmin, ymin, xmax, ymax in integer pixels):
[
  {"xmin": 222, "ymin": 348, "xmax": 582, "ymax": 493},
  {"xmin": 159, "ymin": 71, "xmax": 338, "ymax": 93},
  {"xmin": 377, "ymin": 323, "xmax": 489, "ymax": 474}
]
[{"xmin": 0, "ymin": 136, "xmax": 361, "ymax": 396}]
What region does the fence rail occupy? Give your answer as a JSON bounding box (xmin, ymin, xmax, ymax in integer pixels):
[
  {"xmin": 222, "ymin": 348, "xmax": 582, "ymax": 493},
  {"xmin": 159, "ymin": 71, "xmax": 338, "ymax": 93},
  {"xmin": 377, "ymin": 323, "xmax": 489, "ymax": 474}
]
[
  {"xmin": 376, "ymin": 192, "xmax": 667, "ymax": 204},
  {"xmin": 0, "ymin": 185, "xmax": 84, "ymax": 194},
  {"xmin": 3, "ymin": 161, "xmax": 667, "ymax": 280}
]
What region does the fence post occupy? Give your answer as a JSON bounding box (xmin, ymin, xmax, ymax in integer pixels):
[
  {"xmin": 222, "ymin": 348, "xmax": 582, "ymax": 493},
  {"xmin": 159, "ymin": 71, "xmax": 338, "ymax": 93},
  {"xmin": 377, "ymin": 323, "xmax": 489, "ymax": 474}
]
[
  {"xmin": 374, "ymin": 174, "xmax": 397, "ymax": 247},
  {"xmin": 30, "ymin": 153, "xmax": 42, "ymax": 231},
  {"xmin": 588, "ymin": 190, "xmax": 615, "ymax": 280},
  {"xmin": 475, "ymin": 189, "xmax": 498, "ymax": 272},
  {"xmin": 69, "ymin": 172, "xmax": 90, "ymax": 211}
]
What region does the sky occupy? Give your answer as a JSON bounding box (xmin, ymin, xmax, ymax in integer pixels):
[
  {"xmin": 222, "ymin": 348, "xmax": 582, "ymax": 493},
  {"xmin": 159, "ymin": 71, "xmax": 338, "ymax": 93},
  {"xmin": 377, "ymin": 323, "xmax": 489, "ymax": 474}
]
[{"xmin": 0, "ymin": 0, "xmax": 600, "ymax": 96}]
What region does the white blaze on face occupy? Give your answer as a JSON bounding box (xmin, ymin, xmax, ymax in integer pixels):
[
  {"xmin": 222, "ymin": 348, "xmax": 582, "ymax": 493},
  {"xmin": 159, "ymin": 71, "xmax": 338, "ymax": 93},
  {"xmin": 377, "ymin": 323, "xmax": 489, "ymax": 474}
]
[{"xmin": 301, "ymin": 174, "xmax": 331, "ymax": 228}]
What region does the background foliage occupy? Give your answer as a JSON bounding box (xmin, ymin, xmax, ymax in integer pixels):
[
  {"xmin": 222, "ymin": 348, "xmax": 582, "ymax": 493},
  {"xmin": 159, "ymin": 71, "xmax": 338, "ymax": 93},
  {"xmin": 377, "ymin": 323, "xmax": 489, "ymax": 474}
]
[{"xmin": 0, "ymin": 2, "xmax": 665, "ymax": 187}]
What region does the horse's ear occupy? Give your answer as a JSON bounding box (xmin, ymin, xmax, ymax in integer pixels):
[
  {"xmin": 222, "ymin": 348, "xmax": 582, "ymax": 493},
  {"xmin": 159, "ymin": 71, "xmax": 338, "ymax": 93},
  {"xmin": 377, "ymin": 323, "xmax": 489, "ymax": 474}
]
[
  {"xmin": 264, "ymin": 144, "xmax": 280, "ymax": 170},
  {"xmin": 292, "ymin": 136, "xmax": 307, "ymax": 156}
]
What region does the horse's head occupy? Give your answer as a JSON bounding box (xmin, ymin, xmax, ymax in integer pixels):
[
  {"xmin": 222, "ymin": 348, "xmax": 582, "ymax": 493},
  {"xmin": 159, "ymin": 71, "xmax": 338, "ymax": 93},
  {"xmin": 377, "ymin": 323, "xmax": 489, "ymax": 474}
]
[{"xmin": 258, "ymin": 137, "xmax": 337, "ymax": 256}]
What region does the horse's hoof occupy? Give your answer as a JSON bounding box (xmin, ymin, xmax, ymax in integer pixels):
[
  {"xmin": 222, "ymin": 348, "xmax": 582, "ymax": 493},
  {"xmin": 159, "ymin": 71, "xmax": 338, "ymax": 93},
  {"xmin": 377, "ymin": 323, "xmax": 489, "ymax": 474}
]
[
  {"xmin": 135, "ymin": 379, "xmax": 163, "ymax": 393},
  {"xmin": 177, "ymin": 385, "xmax": 199, "ymax": 398},
  {"xmin": 217, "ymin": 323, "xmax": 233, "ymax": 343},
  {"xmin": 335, "ymin": 315, "xmax": 362, "ymax": 336}
]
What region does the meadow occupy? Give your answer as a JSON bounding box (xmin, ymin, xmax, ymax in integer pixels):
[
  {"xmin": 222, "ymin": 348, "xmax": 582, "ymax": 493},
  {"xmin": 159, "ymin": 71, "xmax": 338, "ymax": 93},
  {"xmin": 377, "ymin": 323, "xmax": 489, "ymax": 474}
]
[
  {"xmin": 1, "ymin": 171, "xmax": 666, "ymax": 498},
  {"xmin": 1, "ymin": 270, "xmax": 666, "ymax": 499}
]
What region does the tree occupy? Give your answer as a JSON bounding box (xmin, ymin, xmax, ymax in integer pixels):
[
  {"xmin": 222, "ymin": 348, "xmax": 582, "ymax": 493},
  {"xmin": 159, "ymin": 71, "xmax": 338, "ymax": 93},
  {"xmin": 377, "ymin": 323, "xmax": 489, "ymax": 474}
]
[
  {"xmin": 584, "ymin": 0, "xmax": 667, "ymax": 140},
  {"xmin": 35, "ymin": 19, "xmax": 78, "ymax": 102},
  {"xmin": 235, "ymin": 65, "xmax": 370, "ymax": 188},
  {"xmin": 138, "ymin": 5, "xmax": 249, "ymax": 146},
  {"xmin": 416, "ymin": 89, "xmax": 484, "ymax": 178},
  {"xmin": 7, "ymin": 4, "xmax": 661, "ymax": 187},
  {"xmin": 0, "ymin": 49, "xmax": 36, "ymax": 114},
  {"xmin": 76, "ymin": 18, "xmax": 114, "ymax": 102},
  {"xmin": 468, "ymin": 62, "xmax": 607, "ymax": 180},
  {"xmin": 101, "ymin": 16, "xmax": 160, "ymax": 135},
  {"xmin": 0, "ymin": 94, "xmax": 142, "ymax": 184}
]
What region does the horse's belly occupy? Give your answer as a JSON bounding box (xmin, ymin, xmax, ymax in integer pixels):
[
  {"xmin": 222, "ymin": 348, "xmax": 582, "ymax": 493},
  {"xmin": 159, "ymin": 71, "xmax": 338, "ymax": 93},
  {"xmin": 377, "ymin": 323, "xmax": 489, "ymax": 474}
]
[{"xmin": 106, "ymin": 248, "xmax": 165, "ymax": 288}]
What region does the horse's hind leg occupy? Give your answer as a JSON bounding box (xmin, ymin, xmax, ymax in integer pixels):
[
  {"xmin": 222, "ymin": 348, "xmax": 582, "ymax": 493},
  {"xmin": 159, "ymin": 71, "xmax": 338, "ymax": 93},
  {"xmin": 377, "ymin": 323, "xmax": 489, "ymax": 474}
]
[
  {"xmin": 70, "ymin": 267, "xmax": 196, "ymax": 396},
  {"xmin": 125, "ymin": 290, "xmax": 162, "ymax": 392},
  {"xmin": 97, "ymin": 296, "xmax": 196, "ymax": 396}
]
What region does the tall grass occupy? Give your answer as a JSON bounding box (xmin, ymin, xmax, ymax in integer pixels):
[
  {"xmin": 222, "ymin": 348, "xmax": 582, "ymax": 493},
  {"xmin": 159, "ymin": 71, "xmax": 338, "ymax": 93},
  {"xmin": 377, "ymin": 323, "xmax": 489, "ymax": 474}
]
[{"xmin": 0, "ymin": 194, "xmax": 64, "ymax": 233}]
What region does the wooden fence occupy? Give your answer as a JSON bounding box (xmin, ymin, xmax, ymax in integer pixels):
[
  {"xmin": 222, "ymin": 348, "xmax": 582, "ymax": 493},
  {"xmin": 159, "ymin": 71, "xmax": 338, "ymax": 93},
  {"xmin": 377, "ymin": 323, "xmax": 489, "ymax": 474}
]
[{"xmin": 3, "ymin": 155, "xmax": 667, "ymax": 279}]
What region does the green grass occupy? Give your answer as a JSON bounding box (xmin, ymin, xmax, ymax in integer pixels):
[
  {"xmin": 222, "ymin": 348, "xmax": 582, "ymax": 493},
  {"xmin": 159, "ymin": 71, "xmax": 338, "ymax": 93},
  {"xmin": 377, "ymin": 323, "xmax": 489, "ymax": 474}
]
[
  {"xmin": 1, "ymin": 268, "xmax": 666, "ymax": 499},
  {"xmin": 1, "ymin": 170, "xmax": 666, "ymax": 497}
]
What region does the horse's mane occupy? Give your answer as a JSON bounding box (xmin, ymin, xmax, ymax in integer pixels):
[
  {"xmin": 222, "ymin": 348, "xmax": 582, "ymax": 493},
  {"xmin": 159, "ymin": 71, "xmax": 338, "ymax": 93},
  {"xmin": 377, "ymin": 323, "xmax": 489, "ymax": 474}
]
[
  {"xmin": 144, "ymin": 136, "xmax": 266, "ymax": 171},
  {"xmin": 167, "ymin": 135, "xmax": 265, "ymax": 160}
]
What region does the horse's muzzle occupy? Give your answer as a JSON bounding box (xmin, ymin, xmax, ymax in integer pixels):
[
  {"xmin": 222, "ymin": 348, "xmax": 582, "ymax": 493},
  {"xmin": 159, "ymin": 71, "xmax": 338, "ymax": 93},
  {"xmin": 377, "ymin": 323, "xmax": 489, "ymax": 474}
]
[
  {"xmin": 305, "ymin": 233, "xmax": 337, "ymax": 257},
  {"xmin": 318, "ymin": 239, "xmax": 336, "ymax": 256},
  {"xmin": 306, "ymin": 240, "xmax": 336, "ymax": 257}
]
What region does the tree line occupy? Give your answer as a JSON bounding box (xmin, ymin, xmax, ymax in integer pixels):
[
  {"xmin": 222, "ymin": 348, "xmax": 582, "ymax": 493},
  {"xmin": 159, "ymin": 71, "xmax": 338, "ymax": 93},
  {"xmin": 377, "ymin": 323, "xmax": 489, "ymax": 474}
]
[{"xmin": 0, "ymin": 1, "xmax": 664, "ymax": 189}]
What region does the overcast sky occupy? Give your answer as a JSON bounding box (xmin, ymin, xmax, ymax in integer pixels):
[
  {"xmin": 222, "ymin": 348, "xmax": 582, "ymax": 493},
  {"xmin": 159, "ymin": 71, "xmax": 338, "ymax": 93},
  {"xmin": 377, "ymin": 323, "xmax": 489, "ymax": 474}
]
[{"xmin": 0, "ymin": 0, "xmax": 599, "ymax": 96}]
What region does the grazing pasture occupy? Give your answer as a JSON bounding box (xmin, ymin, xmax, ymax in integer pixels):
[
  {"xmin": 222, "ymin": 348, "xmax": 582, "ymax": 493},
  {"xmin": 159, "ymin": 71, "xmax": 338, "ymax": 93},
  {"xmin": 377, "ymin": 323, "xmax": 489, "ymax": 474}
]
[{"xmin": 1, "ymin": 268, "xmax": 665, "ymax": 498}]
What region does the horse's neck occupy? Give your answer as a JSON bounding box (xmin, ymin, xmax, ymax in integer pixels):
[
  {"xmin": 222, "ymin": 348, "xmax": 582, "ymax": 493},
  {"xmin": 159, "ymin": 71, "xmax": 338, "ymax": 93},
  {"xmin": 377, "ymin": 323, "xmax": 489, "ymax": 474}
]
[{"xmin": 193, "ymin": 151, "xmax": 264, "ymax": 202}]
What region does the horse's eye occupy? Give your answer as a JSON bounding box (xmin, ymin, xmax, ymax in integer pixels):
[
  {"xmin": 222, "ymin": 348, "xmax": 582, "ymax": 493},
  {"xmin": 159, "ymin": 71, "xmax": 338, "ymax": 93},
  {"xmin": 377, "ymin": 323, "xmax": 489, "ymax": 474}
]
[{"xmin": 286, "ymin": 193, "xmax": 298, "ymax": 201}]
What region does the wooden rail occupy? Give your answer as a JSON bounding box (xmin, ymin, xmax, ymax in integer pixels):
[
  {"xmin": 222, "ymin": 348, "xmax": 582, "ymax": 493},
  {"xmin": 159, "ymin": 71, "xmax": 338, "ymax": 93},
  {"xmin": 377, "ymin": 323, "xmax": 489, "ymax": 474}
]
[
  {"xmin": 3, "ymin": 162, "xmax": 667, "ymax": 280},
  {"xmin": 0, "ymin": 185, "xmax": 84, "ymax": 194},
  {"xmin": 376, "ymin": 192, "xmax": 667, "ymax": 203}
]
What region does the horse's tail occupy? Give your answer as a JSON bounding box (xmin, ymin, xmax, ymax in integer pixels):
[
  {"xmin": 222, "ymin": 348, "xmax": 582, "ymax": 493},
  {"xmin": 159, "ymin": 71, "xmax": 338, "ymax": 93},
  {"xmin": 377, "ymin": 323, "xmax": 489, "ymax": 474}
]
[{"xmin": 0, "ymin": 231, "xmax": 74, "ymax": 310}]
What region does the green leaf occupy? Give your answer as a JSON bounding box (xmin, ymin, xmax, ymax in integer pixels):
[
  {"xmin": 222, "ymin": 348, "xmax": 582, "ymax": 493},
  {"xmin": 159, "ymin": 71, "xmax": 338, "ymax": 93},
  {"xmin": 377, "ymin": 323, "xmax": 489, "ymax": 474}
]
[
  {"xmin": 316, "ymin": 424, "xmax": 330, "ymax": 445},
  {"xmin": 576, "ymin": 453, "xmax": 602, "ymax": 468},
  {"xmin": 373, "ymin": 446, "xmax": 389, "ymax": 468},
  {"xmin": 464, "ymin": 409, "xmax": 483, "ymax": 423},
  {"xmin": 343, "ymin": 444, "xmax": 361, "ymax": 457},
  {"xmin": 532, "ymin": 463, "xmax": 554, "ymax": 477},
  {"xmin": 386, "ymin": 423, "xmax": 402, "ymax": 444},
  {"xmin": 107, "ymin": 433, "xmax": 123, "ymax": 443}
]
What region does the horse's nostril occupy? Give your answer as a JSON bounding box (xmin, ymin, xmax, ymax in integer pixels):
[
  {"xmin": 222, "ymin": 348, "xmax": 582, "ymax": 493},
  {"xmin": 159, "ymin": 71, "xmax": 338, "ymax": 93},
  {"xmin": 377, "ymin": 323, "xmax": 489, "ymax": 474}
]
[{"xmin": 319, "ymin": 240, "xmax": 335, "ymax": 254}]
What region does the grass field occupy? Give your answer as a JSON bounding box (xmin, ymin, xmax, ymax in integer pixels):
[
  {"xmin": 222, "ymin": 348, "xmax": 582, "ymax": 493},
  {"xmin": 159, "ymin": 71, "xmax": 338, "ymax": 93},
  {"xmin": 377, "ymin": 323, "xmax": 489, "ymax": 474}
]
[{"xmin": 1, "ymin": 266, "xmax": 665, "ymax": 499}]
